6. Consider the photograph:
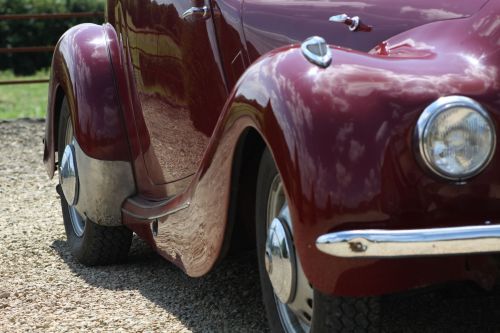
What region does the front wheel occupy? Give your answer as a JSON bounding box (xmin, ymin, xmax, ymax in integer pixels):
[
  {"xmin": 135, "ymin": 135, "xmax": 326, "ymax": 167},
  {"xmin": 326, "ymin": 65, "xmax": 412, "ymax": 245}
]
[
  {"xmin": 256, "ymin": 148, "xmax": 381, "ymax": 332},
  {"xmin": 57, "ymin": 98, "xmax": 132, "ymax": 266}
]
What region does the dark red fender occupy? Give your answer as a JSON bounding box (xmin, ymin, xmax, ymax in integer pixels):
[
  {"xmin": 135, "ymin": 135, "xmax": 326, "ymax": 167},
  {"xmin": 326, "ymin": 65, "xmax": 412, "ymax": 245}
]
[
  {"xmin": 125, "ymin": 2, "xmax": 500, "ymax": 296},
  {"xmin": 244, "ymin": 3, "xmax": 500, "ymax": 296},
  {"xmin": 44, "ymin": 23, "xmax": 132, "ymax": 177}
]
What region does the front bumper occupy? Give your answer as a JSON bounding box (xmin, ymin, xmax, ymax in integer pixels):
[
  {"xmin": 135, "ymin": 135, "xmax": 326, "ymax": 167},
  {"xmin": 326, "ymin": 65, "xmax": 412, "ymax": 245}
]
[{"xmin": 316, "ymin": 225, "xmax": 500, "ymax": 258}]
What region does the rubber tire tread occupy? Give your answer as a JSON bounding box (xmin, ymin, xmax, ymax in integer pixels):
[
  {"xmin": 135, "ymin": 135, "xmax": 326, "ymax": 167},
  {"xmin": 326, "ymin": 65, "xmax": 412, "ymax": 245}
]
[
  {"xmin": 311, "ymin": 289, "xmax": 381, "ymax": 333},
  {"xmin": 57, "ymin": 97, "xmax": 133, "ymax": 266}
]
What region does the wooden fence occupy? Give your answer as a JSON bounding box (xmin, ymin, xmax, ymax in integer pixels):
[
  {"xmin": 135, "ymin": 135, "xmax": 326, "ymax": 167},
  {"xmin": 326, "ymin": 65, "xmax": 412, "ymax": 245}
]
[{"xmin": 0, "ymin": 12, "xmax": 103, "ymax": 85}]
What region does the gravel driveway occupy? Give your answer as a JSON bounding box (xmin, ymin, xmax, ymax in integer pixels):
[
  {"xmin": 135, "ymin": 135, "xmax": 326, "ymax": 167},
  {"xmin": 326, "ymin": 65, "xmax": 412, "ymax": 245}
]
[
  {"xmin": 0, "ymin": 120, "xmax": 267, "ymax": 332},
  {"xmin": 1, "ymin": 120, "xmax": 500, "ymax": 332}
]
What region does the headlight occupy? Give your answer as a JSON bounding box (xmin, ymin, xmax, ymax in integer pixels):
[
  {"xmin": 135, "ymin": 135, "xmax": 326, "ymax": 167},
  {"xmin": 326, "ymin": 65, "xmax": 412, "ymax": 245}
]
[{"xmin": 416, "ymin": 96, "xmax": 496, "ymax": 181}]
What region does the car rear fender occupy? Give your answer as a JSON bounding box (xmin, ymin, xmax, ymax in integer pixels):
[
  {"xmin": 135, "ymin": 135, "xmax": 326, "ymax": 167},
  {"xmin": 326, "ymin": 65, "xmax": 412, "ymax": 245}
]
[{"xmin": 43, "ymin": 23, "xmax": 131, "ymax": 178}]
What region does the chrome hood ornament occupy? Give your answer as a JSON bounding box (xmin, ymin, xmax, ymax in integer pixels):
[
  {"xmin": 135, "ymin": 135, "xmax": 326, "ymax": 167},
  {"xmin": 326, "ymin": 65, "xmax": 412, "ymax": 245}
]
[{"xmin": 300, "ymin": 36, "xmax": 332, "ymax": 68}]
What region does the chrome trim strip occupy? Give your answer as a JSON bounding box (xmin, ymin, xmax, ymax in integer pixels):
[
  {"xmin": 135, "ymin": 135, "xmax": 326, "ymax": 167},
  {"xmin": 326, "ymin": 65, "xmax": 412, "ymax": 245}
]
[
  {"xmin": 316, "ymin": 225, "xmax": 500, "ymax": 258},
  {"xmin": 122, "ymin": 201, "xmax": 190, "ymax": 221}
]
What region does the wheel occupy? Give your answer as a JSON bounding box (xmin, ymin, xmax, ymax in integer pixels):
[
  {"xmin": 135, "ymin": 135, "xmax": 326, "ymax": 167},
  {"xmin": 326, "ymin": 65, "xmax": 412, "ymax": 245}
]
[
  {"xmin": 256, "ymin": 148, "xmax": 381, "ymax": 333},
  {"xmin": 57, "ymin": 98, "xmax": 132, "ymax": 266}
]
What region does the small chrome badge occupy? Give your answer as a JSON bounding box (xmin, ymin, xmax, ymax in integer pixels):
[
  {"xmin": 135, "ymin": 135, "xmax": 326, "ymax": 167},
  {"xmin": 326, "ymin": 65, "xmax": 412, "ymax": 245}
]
[{"xmin": 301, "ymin": 36, "xmax": 332, "ymax": 68}]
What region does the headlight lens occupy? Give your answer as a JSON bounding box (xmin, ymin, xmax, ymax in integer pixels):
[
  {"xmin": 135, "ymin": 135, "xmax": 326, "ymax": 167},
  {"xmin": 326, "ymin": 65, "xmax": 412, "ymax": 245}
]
[{"xmin": 416, "ymin": 96, "xmax": 496, "ymax": 180}]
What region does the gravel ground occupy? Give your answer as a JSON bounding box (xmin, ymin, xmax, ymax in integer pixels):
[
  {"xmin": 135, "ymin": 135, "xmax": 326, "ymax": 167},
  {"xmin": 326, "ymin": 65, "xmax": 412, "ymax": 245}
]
[
  {"xmin": 0, "ymin": 120, "xmax": 267, "ymax": 332},
  {"xmin": 1, "ymin": 120, "xmax": 500, "ymax": 332}
]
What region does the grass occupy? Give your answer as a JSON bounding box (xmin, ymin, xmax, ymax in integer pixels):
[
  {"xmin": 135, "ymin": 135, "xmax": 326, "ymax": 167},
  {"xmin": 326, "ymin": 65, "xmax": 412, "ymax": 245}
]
[{"xmin": 0, "ymin": 69, "xmax": 49, "ymax": 119}]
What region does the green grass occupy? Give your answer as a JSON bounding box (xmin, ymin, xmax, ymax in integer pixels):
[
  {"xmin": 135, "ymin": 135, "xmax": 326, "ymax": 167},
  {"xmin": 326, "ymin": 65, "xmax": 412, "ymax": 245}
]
[{"xmin": 0, "ymin": 69, "xmax": 49, "ymax": 119}]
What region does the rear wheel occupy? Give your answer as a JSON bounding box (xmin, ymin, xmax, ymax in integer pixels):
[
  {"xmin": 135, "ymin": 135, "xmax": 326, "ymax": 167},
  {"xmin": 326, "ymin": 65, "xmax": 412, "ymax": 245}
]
[
  {"xmin": 256, "ymin": 148, "xmax": 381, "ymax": 332},
  {"xmin": 57, "ymin": 98, "xmax": 132, "ymax": 266}
]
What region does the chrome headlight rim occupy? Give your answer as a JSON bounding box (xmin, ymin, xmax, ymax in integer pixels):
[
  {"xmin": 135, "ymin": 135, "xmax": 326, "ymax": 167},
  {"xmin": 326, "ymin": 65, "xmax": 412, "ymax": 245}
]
[{"xmin": 416, "ymin": 95, "xmax": 496, "ymax": 181}]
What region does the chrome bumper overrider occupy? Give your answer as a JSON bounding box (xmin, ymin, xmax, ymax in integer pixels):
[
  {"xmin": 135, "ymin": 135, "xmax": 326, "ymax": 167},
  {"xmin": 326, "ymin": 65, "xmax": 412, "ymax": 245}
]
[{"xmin": 316, "ymin": 225, "xmax": 500, "ymax": 258}]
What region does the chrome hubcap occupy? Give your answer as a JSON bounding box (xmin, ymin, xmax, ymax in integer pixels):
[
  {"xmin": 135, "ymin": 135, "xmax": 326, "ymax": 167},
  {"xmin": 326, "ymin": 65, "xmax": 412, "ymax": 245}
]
[
  {"xmin": 265, "ymin": 214, "xmax": 296, "ymax": 304},
  {"xmin": 60, "ymin": 118, "xmax": 85, "ymax": 238},
  {"xmin": 266, "ymin": 175, "xmax": 313, "ymax": 332},
  {"xmin": 60, "ymin": 144, "xmax": 79, "ymax": 206}
]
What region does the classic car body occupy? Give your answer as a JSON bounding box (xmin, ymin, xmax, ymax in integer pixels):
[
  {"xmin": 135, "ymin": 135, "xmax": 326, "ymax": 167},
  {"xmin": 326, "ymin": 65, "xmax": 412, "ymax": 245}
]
[{"xmin": 44, "ymin": 0, "xmax": 500, "ymax": 331}]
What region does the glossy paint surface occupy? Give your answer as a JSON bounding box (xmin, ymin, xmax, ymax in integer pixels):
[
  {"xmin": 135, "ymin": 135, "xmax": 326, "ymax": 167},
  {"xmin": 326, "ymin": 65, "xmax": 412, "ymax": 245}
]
[
  {"xmin": 241, "ymin": 0, "xmax": 487, "ymax": 62},
  {"xmin": 260, "ymin": 3, "xmax": 500, "ymax": 295},
  {"xmin": 44, "ymin": 23, "xmax": 131, "ymax": 177},
  {"xmin": 46, "ymin": 0, "xmax": 500, "ymax": 297},
  {"xmin": 113, "ymin": 0, "xmax": 228, "ymax": 187},
  {"xmin": 123, "ymin": 0, "xmax": 500, "ymax": 296},
  {"xmin": 210, "ymin": 0, "xmax": 248, "ymax": 89}
]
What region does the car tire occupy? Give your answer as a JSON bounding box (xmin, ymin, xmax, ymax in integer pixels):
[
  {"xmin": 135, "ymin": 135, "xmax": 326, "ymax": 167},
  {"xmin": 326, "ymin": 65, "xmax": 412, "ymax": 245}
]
[
  {"xmin": 311, "ymin": 289, "xmax": 381, "ymax": 333},
  {"xmin": 57, "ymin": 97, "xmax": 133, "ymax": 266},
  {"xmin": 256, "ymin": 148, "xmax": 381, "ymax": 333}
]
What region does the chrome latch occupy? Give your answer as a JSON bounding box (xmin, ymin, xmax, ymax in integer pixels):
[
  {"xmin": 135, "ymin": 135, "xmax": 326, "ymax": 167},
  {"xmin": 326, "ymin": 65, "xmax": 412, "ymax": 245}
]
[
  {"xmin": 329, "ymin": 14, "xmax": 372, "ymax": 32},
  {"xmin": 182, "ymin": 5, "xmax": 210, "ymax": 21}
]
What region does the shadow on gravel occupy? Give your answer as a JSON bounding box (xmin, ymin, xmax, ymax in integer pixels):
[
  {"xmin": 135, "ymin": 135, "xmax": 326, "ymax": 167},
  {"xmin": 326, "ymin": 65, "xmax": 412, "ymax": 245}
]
[
  {"xmin": 51, "ymin": 236, "xmax": 269, "ymax": 332},
  {"xmin": 380, "ymin": 281, "xmax": 500, "ymax": 332},
  {"xmin": 52, "ymin": 236, "xmax": 500, "ymax": 332}
]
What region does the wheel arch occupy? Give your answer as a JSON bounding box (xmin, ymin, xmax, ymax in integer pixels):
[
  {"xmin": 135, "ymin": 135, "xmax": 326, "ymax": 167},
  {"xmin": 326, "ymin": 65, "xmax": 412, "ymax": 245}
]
[{"xmin": 217, "ymin": 127, "xmax": 266, "ymax": 261}]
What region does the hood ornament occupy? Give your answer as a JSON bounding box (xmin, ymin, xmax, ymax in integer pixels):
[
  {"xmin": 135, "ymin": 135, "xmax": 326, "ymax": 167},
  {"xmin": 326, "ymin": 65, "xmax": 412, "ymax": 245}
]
[{"xmin": 301, "ymin": 36, "xmax": 332, "ymax": 68}]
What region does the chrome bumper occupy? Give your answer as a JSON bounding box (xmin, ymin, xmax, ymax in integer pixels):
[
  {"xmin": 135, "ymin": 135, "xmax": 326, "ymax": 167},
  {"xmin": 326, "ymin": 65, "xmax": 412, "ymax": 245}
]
[{"xmin": 316, "ymin": 225, "xmax": 500, "ymax": 258}]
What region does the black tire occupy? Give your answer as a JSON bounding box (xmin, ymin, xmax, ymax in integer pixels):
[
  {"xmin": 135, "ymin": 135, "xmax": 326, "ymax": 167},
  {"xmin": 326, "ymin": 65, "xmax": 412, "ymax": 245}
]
[
  {"xmin": 57, "ymin": 97, "xmax": 132, "ymax": 266},
  {"xmin": 312, "ymin": 290, "xmax": 381, "ymax": 333},
  {"xmin": 256, "ymin": 148, "xmax": 381, "ymax": 333}
]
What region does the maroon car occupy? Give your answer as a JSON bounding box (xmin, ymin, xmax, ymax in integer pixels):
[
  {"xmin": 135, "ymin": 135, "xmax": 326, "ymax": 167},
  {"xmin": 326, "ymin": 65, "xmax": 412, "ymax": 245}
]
[{"xmin": 44, "ymin": 0, "xmax": 500, "ymax": 331}]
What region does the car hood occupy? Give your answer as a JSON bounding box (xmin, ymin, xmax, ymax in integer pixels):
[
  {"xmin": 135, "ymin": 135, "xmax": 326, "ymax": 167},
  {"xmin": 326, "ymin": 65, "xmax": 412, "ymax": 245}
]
[{"xmin": 242, "ymin": 0, "xmax": 490, "ymax": 58}]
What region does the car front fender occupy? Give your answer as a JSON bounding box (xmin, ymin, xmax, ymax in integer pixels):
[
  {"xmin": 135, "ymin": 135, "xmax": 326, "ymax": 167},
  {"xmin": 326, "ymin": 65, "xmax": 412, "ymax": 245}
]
[
  {"xmin": 121, "ymin": 1, "xmax": 500, "ymax": 295},
  {"xmin": 225, "ymin": 6, "xmax": 500, "ymax": 296}
]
